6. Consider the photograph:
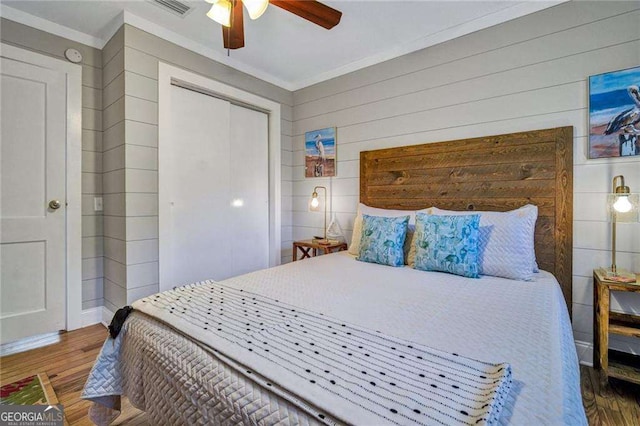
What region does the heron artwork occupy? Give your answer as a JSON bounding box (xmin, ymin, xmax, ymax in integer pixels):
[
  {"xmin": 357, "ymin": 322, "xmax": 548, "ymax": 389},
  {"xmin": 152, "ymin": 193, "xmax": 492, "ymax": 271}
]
[{"xmin": 304, "ymin": 127, "xmax": 337, "ymax": 178}]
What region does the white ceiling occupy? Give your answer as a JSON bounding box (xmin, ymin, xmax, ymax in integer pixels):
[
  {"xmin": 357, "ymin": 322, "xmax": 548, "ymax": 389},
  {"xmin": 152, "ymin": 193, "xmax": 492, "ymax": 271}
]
[{"xmin": 0, "ymin": 0, "xmax": 562, "ymax": 90}]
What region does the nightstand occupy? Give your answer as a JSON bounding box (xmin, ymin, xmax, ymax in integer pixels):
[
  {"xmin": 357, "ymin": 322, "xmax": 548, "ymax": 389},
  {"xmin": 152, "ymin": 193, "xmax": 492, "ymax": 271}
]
[
  {"xmin": 593, "ymin": 268, "xmax": 640, "ymax": 385},
  {"xmin": 292, "ymin": 239, "xmax": 347, "ymax": 261}
]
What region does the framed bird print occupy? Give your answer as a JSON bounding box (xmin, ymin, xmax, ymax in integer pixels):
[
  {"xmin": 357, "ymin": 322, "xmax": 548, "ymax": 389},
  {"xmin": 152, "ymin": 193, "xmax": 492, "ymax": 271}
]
[
  {"xmin": 589, "ymin": 66, "xmax": 640, "ymax": 159},
  {"xmin": 305, "ymin": 127, "xmax": 337, "ymax": 178}
]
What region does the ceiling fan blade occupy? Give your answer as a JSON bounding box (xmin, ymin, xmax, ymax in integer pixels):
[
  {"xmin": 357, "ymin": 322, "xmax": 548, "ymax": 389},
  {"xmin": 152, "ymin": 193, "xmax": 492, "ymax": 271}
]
[
  {"xmin": 270, "ymin": 0, "xmax": 342, "ymax": 30},
  {"xmin": 223, "ymin": 0, "xmax": 245, "ymax": 49}
]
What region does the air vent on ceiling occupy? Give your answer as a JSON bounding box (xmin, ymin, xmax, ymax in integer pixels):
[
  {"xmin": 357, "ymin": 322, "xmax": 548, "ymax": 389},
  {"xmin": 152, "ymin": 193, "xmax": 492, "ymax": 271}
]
[{"xmin": 149, "ymin": 0, "xmax": 193, "ymax": 17}]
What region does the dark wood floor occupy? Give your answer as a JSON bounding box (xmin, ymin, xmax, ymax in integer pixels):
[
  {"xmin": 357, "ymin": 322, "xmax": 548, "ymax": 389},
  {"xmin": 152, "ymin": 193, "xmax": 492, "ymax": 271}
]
[
  {"xmin": 1, "ymin": 324, "xmax": 638, "ymax": 425},
  {"xmin": 581, "ymin": 363, "xmax": 640, "ymax": 425}
]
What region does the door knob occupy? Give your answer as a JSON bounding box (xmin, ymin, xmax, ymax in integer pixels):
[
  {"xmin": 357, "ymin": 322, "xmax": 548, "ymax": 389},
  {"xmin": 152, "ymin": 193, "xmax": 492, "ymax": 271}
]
[{"xmin": 49, "ymin": 200, "xmax": 61, "ymax": 210}]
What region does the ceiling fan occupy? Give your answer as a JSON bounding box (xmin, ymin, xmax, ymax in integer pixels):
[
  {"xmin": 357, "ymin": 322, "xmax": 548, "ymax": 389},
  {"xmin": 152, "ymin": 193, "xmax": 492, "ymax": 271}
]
[{"xmin": 205, "ymin": 0, "xmax": 342, "ymax": 49}]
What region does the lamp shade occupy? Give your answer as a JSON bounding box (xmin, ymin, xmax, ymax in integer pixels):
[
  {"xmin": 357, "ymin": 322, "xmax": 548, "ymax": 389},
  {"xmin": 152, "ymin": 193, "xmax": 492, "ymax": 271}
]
[
  {"xmin": 606, "ymin": 175, "xmax": 638, "ymax": 276},
  {"xmin": 207, "ymin": 0, "xmax": 232, "ymax": 27},
  {"xmin": 310, "ymin": 196, "xmax": 320, "ymax": 210},
  {"xmin": 243, "ymin": 0, "xmax": 269, "ymax": 19},
  {"xmin": 608, "ymin": 193, "xmax": 640, "ymax": 223},
  {"xmin": 614, "ymin": 195, "xmax": 633, "ymax": 213},
  {"xmin": 309, "ymin": 186, "xmax": 328, "ymax": 243}
]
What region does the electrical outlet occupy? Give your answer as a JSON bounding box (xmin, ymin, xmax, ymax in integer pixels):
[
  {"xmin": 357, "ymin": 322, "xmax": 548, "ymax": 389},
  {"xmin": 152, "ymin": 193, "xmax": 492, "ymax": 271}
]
[{"xmin": 94, "ymin": 197, "xmax": 103, "ymax": 212}]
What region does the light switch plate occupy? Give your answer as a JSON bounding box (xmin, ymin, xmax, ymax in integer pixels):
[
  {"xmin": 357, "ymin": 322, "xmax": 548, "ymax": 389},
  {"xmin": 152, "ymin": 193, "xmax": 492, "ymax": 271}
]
[{"xmin": 94, "ymin": 197, "xmax": 103, "ymax": 212}]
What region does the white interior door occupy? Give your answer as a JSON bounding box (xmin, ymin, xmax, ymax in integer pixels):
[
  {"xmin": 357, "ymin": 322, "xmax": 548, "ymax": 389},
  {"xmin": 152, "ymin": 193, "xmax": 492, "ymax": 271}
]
[
  {"xmin": 0, "ymin": 56, "xmax": 67, "ymax": 344},
  {"xmin": 160, "ymin": 85, "xmax": 269, "ymax": 289}
]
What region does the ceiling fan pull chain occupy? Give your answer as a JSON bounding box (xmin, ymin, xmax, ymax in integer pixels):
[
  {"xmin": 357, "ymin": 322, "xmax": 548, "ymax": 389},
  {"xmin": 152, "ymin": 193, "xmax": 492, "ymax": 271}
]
[{"xmin": 227, "ymin": 0, "xmax": 235, "ymax": 56}]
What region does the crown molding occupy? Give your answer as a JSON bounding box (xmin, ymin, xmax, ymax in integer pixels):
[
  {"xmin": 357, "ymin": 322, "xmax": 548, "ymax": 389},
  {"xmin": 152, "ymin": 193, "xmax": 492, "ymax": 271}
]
[
  {"xmin": 0, "ymin": 1, "xmax": 567, "ymax": 92},
  {"xmin": 121, "ymin": 11, "xmax": 293, "ymax": 91},
  {"xmin": 0, "ymin": 4, "xmax": 293, "ymax": 90},
  {"xmin": 0, "ymin": 4, "xmax": 106, "ymax": 49},
  {"xmin": 288, "ymin": 1, "xmax": 567, "ymax": 90},
  {"xmin": 100, "ymin": 10, "xmax": 126, "ymax": 45}
]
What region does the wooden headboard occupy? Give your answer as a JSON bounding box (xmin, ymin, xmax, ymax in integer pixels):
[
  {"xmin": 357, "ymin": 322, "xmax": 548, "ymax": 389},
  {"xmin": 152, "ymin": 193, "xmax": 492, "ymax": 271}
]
[{"xmin": 360, "ymin": 127, "xmax": 573, "ymax": 315}]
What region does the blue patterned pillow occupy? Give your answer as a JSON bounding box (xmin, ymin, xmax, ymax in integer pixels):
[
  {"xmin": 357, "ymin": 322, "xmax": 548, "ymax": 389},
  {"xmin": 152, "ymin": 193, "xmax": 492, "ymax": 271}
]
[
  {"xmin": 413, "ymin": 213, "xmax": 480, "ymax": 278},
  {"xmin": 357, "ymin": 214, "xmax": 410, "ymax": 267}
]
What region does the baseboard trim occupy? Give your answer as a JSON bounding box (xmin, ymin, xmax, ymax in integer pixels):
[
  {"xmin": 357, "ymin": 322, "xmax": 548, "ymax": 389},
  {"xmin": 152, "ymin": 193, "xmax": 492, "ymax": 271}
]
[
  {"xmin": 80, "ymin": 307, "xmax": 103, "ymax": 327},
  {"xmin": 1, "ymin": 310, "xmax": 106, "ymax": 356},
  {"xmin": 575, "ymin": 340, "xmax": 594, "ymax": 367},
  {"xmin": 101, "ymin": 306, "xmax": 115, "ymax": 327},
  {"xmin": 0, "ymin": 331, "xmax": 62, "ymax": 357}
]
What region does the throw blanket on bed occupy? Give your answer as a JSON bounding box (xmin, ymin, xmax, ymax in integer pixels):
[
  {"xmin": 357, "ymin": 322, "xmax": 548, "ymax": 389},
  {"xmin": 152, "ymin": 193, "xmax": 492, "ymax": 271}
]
[{"xmin": 84, "ymin": 280, "xmax": 512, "ymax": 425}]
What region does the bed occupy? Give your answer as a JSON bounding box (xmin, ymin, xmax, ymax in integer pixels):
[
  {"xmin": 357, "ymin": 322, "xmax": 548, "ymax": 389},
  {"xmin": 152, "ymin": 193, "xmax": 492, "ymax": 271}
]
[{"xmin": 83, "ymin": 126, "xmax": 586, "ymax": 425}]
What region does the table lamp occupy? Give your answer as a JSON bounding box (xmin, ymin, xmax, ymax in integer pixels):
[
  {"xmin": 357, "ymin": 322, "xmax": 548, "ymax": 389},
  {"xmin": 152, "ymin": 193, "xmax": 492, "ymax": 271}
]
[
  {"xmin": 310, "ymin": 186, "xmax": 329, "ymax": 245},
  {"xmin": 607, "ymin": 175, "xmax": 639, "ymax": 276}
]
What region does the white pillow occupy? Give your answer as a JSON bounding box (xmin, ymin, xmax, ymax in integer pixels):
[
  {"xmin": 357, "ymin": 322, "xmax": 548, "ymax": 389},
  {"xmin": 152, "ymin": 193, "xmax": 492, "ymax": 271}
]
[
  {"xmin": 349, "ymin": 204, "xmax": 419, "ymax": 259},
  {"xmin": 427, "ymin": 205, "xmax": 538, "ymax": 281}
]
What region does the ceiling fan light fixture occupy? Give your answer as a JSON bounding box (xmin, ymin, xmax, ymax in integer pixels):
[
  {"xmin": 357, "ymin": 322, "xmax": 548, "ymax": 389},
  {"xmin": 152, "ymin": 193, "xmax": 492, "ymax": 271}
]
[
  {"xmin": 207, "ymin": 0, "xmax": 232, "ymax": 27},
  {"xmin": 243, "ymin": 0, "xmax": 269, "ymax": 20}
]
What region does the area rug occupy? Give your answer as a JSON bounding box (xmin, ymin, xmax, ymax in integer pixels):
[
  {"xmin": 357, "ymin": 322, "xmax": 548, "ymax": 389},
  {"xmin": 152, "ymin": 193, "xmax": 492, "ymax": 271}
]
[{"xmin": 0, "ymin": 373, "xmax": 58, "ymax": 405}]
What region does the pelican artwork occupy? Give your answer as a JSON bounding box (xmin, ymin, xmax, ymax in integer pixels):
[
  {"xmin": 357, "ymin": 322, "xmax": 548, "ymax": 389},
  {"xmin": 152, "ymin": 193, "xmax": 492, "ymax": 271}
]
[
  {"xmin": 603, "ymin": 84, "xmax": 640, "ymax": 156},
  {"xmin": 604, "ymin": 85, "xmax": 640, "ymax": 135}
]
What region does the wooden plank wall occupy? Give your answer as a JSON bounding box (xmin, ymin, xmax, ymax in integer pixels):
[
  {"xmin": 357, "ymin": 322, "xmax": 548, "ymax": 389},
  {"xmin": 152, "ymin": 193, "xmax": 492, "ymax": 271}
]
[{"xmin": 360, "ymin": 126, "xmax": 574, "ymax": 314}]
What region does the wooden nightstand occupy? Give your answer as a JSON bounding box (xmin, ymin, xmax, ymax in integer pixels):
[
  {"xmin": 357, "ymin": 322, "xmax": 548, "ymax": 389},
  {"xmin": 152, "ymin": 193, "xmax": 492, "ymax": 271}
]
[
  {"xmin": 292, "ymin": 239, "xmax": 347, "ymax": 261},
  {"xmin": 593, "ymin": 268, "xmax": 640, "ymax": 385}
]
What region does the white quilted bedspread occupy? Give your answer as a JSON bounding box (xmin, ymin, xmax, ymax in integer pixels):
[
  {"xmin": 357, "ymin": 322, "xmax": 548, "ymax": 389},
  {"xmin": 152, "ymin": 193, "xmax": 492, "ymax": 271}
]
[{"xmin": 83, "ymin": 252, "xmax": 586, "ymax": 425}]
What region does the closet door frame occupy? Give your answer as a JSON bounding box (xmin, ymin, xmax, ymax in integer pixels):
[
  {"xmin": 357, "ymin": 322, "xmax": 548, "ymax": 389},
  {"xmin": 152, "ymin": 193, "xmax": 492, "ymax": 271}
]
[{"xmin": 158, "ymin": 63, "xmax": 281, "ymax": 288}]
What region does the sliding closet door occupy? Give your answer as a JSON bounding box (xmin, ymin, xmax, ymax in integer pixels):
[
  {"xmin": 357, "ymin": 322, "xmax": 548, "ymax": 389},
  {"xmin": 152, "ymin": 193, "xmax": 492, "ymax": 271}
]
[
  {"xmin": 229, "ymin": 104, "xmax": 269, "ymax": 276},
  {"xmin": 160, "ymin": 85, "xmax": 269, "ymax": 289}
]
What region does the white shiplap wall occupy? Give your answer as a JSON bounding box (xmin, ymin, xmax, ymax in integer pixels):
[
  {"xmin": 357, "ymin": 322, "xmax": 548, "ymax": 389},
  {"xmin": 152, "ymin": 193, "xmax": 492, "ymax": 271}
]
[
  {"xmin": 290, "ymin": 1, "xmax": 640, "ymax": 363},
  {"xmin": 101, "ymin": 26, "xmax": 126, "ymax": 315},
  {"xmin": 101, "ymin": 24, "xmax": 294, "ymax": 311},
  {"xmin": 1, "ymin": 18, "xmax": 105, "ymax": 311}
]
